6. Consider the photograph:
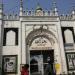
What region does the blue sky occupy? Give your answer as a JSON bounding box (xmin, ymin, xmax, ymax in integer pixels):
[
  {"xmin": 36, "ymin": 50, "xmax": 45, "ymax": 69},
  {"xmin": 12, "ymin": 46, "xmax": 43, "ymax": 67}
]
[{"xmin": 1, "ymin": 0, "xmax": 75, "ymax": 15}]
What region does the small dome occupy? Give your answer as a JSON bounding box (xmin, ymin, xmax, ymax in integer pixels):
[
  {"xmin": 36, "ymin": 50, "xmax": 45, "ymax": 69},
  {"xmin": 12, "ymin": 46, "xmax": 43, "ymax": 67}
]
[{"xmin": 36, "ymin": 4, "xmax": 42, "ymax": 11}]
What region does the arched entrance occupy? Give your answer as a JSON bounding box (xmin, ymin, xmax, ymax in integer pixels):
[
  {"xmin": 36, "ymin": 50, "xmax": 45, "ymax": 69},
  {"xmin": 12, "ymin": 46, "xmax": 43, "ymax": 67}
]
[{"xmin": 26, "ymin": 28, "xmax": 57, "ymax": 75}]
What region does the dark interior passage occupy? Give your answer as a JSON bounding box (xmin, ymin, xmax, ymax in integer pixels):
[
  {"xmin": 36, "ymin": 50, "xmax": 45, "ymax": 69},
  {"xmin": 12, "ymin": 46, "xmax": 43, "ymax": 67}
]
[{"xmin": 30, "ymin": 50, "xmax": 54, "ymax": 75}]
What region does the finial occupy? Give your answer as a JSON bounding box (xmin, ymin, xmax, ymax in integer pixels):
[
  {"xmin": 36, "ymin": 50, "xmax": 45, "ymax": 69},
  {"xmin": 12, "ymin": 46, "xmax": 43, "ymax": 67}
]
[
  {"xmin": 36, "ymin": 2, "xmax": 40, "ymax": 8},
  {"xmin": 20, "ymin": 0, "xmax": 23, "ymax": 16},
  {"xmin": 53, "ymin": 0, "xmax": 56, "ymax": 8},
  {"xmin": 52, "ymin": 0, "xmax": 56, "ymax": 9},
  {"xmin": 36, "ymin": 2, "xmax": 42, "ymax": 11},
  {"xmin": 20, "ymin": 0, "xmax": 23, "ymax": 7},
  {"xmin": 71, "ymin": 1, "xmax": 75, "ymax": 15},
  {"xmin": 52, "ymin": 0, "xmax": 58, "ymax": 16},
  {"xmin": 0, "ymin": 0, "xmax": 3, "ymax": 9},
  {"xmin": 37, "ymin": 2, "xmax": 40, "ymax": 6},
  {"xmin": 71, "ymin": 0, "xmax": 75, "ymax": 10}
]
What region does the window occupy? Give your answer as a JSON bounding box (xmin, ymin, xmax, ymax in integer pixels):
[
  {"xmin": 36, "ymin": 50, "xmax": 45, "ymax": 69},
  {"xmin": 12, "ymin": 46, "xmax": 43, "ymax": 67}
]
[
  {"xmin": 61, "ymin": 27, "xmax": 75, "ymax": 43},
  {"xmin": 66, "ymin": 53, "xmax": 75, "ymax": 71},
  {"xmin": 64, "ymin": 29, "xmax": 73, "ymax": 43},
  {"xmin": 6, "ymin": 30, "xmax": 16, "ymax": 46},
  {"xmin": 3, "ymin": 28, "xmax": 18, "ymax": 46}
]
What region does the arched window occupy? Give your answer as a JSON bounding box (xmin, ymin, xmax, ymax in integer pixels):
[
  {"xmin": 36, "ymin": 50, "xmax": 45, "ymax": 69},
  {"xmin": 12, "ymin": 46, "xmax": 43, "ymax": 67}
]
[
  {"xmin": 6, "ymin": 30, "xmax": 16, "ymax": 45},
  {"xmin": 64, "ymin": 29, "xmax": 74, "ymax": 43}
]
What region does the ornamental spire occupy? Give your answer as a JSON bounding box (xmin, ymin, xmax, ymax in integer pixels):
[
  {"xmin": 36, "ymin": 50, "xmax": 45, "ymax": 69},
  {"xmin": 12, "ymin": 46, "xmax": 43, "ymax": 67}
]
[
  {"xmin": 52, "ymin": 0, "xmax": 58, "ymax": 16},
  {"xmin": 0, "ymin": 0, "xmax": 3, "ymax": 19},
  {"xmin": 0, "ymin": 0, "xmax": 3, "ymax": 9},
  {"xmin": 20, "ymin": 0, "xmax": 23, "ymax": 16},
  {"xmin": 71, "ymin": 1, "xmax": 75, "ymax": 15}
]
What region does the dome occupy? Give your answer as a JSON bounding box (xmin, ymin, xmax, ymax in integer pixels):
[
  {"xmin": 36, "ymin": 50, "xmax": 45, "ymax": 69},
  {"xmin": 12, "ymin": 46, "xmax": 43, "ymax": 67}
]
[{"xmin": 36, "ymin": 4, "xmax": 42, "ymax": 11}]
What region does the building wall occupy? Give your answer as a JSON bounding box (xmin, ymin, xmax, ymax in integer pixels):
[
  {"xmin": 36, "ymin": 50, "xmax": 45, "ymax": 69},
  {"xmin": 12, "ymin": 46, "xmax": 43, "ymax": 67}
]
[
  {"xmin": 1, "ymin": 15, "xmax": 75, "ymax": 75},
  {"xmin": 2, "ymin": 21, "xmax": 21, "ymax": 75}
]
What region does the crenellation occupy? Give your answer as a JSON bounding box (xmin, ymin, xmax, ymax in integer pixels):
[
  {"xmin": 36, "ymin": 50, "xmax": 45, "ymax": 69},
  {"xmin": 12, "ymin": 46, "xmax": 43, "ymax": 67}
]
[
  {"xmin": 22, "ymin": 10, "xmax": 58, "ymax": 16},
  {"xmin": 23, "ymin": 10, "xmax": 35, "ymax": 16},
  {"xmin": 3, "ymin": 14, "xmax": 19, "ymax": 20},
  {"xmin": 2, "ymin": 10, "xmax": 75, "ymax": 21},
  {"xmin": 60, "ymin": 14, "xmax": 74, "ymax": 21}
]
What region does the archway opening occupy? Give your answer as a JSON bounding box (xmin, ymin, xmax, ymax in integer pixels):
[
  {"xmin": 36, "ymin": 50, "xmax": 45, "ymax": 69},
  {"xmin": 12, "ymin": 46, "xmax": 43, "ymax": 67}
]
[{"xmin": 26, "ymin": 28, "xmax": 57, "ymax": 75}]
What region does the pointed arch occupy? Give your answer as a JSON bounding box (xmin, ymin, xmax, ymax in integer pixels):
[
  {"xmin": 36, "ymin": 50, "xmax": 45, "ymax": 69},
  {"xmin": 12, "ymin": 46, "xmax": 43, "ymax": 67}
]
[
  {"xmin": 26, "ymin": 29, "xmax": 57, "ymax": 46},
  {"xmin": 64, "ymin": 29, "xmax": 74, "ymax": 43},
  {"xmin": 6, "ymin": 30, "xmax": 16, "ymax": 45}
]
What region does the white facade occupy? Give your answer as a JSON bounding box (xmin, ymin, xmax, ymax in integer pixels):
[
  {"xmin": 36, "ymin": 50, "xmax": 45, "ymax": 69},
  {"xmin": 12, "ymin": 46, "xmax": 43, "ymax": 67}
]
[{"xmin": 0, "ymin": 1, "xmax": 75, "ymax": 75}]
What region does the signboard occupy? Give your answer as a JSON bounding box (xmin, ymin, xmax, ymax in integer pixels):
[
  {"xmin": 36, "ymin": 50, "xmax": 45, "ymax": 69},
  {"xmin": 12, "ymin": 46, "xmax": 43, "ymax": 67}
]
[
  {"xmin": 3, "ymin": 55, "xmax": 17, "ymax": 73},
  {"xmin": 66, "ymin": 53, "xmax": 75, "ymax": 71},
  {"xmin": 30, "ymin": 37, "xmax": 53, "ymax": 50}
]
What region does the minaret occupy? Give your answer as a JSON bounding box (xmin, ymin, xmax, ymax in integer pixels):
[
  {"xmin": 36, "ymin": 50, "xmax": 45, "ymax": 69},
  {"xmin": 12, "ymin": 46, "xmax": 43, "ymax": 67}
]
[
  {"xmin": 51, "ymin": 0, "xmax": 58, "ymax": 16},
  {"xmin": 0, "ymin": 1, "xmax": 3, "ymax": 19},
  {"xmin": 19, "ymin": 0, "xmax": 23, "ymax": 16},
  {"xmin": 71, "ymin": 3, "xmax": 75, "ymax": 19},
  {"xmin": 0, "ymin": 1, "xmax": 3, "ymax": 74}
]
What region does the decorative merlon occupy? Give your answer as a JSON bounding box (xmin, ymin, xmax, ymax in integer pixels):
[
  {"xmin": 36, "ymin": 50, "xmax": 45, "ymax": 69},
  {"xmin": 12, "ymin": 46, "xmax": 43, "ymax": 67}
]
[
  {"xmin": 3, "ymin": 14, "xmax": 19, "ymax": 20},
  {"xmin": 22, "ymin": 10, "xmax": 59, "ymax": 16},
  {"xmin": 2, "ymin": 10, "xmax": 75, "ymax": 21}
]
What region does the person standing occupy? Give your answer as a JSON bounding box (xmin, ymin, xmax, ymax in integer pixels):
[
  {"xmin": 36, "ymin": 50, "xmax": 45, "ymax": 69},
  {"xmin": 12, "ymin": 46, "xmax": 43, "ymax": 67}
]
[
  {"xmin": 44, "ymin": 57, "xmax": 56, "ymax": 75},
  {"xmin": 21, "ymin": 64, "xmax": 29, "ymax": 75},
  {"xmin": 44, "ymin": 57, "xmax": 53, "ymax": 75}
]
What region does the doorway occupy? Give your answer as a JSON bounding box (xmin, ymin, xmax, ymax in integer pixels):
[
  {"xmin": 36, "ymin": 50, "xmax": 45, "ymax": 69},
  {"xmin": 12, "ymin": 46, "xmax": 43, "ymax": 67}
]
[{"xmin": 30, "ymin": 50, "xmax": 54, "ymax": 75}]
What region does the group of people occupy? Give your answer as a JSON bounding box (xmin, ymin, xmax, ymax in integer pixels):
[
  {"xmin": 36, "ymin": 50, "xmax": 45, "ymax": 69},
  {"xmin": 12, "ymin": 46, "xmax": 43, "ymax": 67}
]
[
  {"xmin": 21, "ymin": 63, "xmax": 56, "ymax": 75},
  {"xmin": 21, "ymin": 56, "xmax": 56, "ymax": 75}
]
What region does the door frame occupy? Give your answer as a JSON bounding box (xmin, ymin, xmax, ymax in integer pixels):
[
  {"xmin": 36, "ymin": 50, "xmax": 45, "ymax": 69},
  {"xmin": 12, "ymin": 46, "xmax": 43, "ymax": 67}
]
[{"xmin": 29, "ymin": 50, "xmax": 54, "ymax": 75}]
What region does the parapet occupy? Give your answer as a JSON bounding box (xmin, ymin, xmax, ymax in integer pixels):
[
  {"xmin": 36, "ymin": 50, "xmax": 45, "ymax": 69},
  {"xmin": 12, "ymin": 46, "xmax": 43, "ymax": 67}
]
[
  {"xmin": 22, "ymin": 10, "xmax": 58, "ymax": 16},
  {"xmin": 3, "ymin": 14, "xmax": 19, "ymax": 20},
  {"xmin": 2, "ymin": 10, "xmax": 75, "ymax": 21}
]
